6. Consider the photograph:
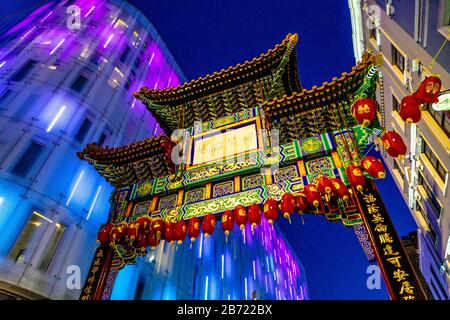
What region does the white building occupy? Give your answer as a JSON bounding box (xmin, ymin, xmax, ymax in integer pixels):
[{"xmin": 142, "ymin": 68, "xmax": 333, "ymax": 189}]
[
  {"xmin": 349, "ymin": 0, "xmax": 450, "ymax": 299},
  {"xmin": 0, "ymin": 0, "xmax": 184, "ymax": 299}
]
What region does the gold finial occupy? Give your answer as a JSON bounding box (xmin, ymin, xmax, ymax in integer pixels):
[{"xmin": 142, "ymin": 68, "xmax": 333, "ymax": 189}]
[{"xmin": 289, "ymin": 33, "xmax": 298, "ymax": 44}]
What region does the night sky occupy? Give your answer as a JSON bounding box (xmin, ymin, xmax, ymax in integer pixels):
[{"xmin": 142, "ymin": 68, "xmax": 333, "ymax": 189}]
[
  {"xmin": 129, "ymin": 0, "xmax": 419, "ymax": 300},
  {"xmin": 1, "ymin": 0, "xmax": 419, "ymax": 299}
]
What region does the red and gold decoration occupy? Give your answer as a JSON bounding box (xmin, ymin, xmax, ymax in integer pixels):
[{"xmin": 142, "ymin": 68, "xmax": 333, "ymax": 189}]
[
  {"xmin": 202, "ymin": 214, "xmax": 216, "ymax": 237},
  {"xmin": 412, "ymin": 75, "xmax": 442, "ymax": 104},
  {"xmin": 150, "ymin": 217, "xmax": 165, "ymax": 240},
  {"xmin": 234, "ymin": 204, "xmax": 248, "ymax": 232},
  {"xmin": 330, "ymin": 178, "xmax": 350, "ymax": 202},
  {"xmin": 97, "ymin": 223, "xmax": 113, "ymax": 245},
  {"xmin": 294, "ymin": 193, "xmax": 308, "ymax": 225},
  {"xmin": 346, "ymin": 165, "xmax": 366, "ymax": 192},
  {"xmin": 248, "ymin": 204, "xmax": 262, "ymax": 234},
  {"xmin": 126, "ymin": 221, "xmax": 139, "ymax": 244},
  {"xmin": 399, "ymin": 95, "xmax": 421, "ymax": 124},
  {"xmin": 280, "ymin": 193, "xmax": 295, "ymax": 223},
  {"xmin": 381, "ymin": 131, "xmax": 407, "ymax": 159},
  {"xmin": 304, "ymin": 184, "xmax": 322, "ymax": 212},
  {"xmin": 221, "ymin": 210, "xmax": 235, "ymax": 241},
  {"xmin": 164, "ymin": 222, "xmax": 175, "ymax": 245},
  {"xmin": 362, "ymin": 156, "xmax": 386, "ymax": 179},
  {"xmin": 187, "ymin": 217, "xmax": 201, "ymax": 248},
  {"xmin": 174, "ymin": 220, "xmax": 187, "ymax": 245},
  {"xmin": 351, "ymin": 97, "xmax": 377, "ymax": 126},
  {"xmin": 263, "ymin": 198, "xmax": 279, "ymax": 224},
  {"xmin": 109, "ymin": 222, "xmax": 127, "ymax": 247},
  {"xmin": 315, "ymin": 175, "xmax": 335, "ymax": 202}
]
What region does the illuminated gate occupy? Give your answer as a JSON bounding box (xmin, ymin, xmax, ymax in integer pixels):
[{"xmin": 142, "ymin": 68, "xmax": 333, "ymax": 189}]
[{"xmin": 78, "ymin": 34, "xmax": 426, "ymax": 300}]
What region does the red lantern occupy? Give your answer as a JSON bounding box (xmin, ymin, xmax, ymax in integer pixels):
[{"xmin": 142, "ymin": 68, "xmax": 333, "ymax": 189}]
[
  {"xmin": 174, "ymin": 220, "xmax": 187, "ymax": 245},
  {"xmin": 164, "ymin": 222, "xmax": 175, "ymax": 244},
  {"xmin": 221, "ymin": 210, "xmax": 235, "ymax": 241},
  {"xmin": 136, "ymin": 233, "xmax": 149, "ymax": 252},
  {"xmin": 351, "ymin": 98, "xmax": 377, "ymax": 126},
  {"xmin": 234, "ymin": 205, "xmax": 248, "ymax": 230},
  {"xmin": 362, "ymin": 156, "xmax": 386, "ymax": 179},
  {"xmin": 136, "ymin": 215, "xmax": 152, "ymax": 234},
  {"xmin": 109, "ymin": 222, "xmax": 127, "ymax": 246},
  {"xmin": 202, "ymin": 214, "xmax": 216, "ymax": 237},
  {"xmin": 97, "ymin": 223, "xmax": 113, "ymax": 245},
  {"xmin": 330, "ymin": 178, "xmax": 351, "ymax": 202},
  {"xmin": 248, "ymin": 204, "xmax": 262, "ymax": 233},
  {"xmin": 381, "ymin": 131, "xmax": 407, "ymax": 159},
  {"xmin": 187, "ymin": 217, "xmax": 201, "ymax": 247},
  {"xmin": 304, "ymin": 184, "xmax": 322, "ymax": 209},
  {"xmin": 263, "ymin": 199, "xmax": 279, "ymax": 224},
  {"xmin": 316, "ymin": 175, "xmax": 336, "ymax": 202},
  {"xmin": 148, "ymin": 231, "xmax": 160, "ymax": 250},
  {"xmin": 295, "ymin": 193, "xmax": 308, "ymax": 213},
  {"xmin": 399, "ymin": 95, "xmax": 421, "ymax": 123},
  {"xmin": 346, "ymin": 165, "xmax": 366, "ymax": 192},
  {"xmin": 412, "ymin": 75, "xmax": 442, "ymax": 104},
  {"xmin": 127, "ymin": 221, "xmax": 139, "ymax": 244},
  {"xmin": 280, "ymin": 193, "xmax": 295, "ymax": 223},
  {"xmin": 151, "ymin": 218, "xmax": 165, "ymax": 240}
]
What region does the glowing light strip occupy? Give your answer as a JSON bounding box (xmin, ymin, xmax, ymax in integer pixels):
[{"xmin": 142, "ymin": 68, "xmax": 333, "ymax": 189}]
[
  {"xmin": 227, "ymin": 294, "xmax": 230, "ymax": 300},
  {"xmin": 153, "ymin": 81, "xmax": 158, "ymax": 90},
  {"xmin": 153, "ymin": 123, "xmax": 159, "ymax": 135},
  {"xmin": 20, "ymin": 26, "xmax": 36, "ymax": 40},
  {"xmin": 40, "ymin": 11, "xmax": 53, "ymax": 23},
  {"xmin": 253, "ymin": 260, "xmax": 256, "ymax": 280},
  {"xmin": 50, "ymin": 38, "xmax": 65, "ymax": 55},
  {"xmin": 86, "ymin": 185, "xmax": 102, "ymax": 220},
  {"xmin": 221, "ymin": 254, "xmax": 224, "ymax": 279},
  {"xmin": 148, "ymin": 52, "xmax": 155, "ymax": 66},
  {"xmin": 33, "ymin": 211, "xmax": 53, "ymax": 223},
  {"xmin": 198, "ymin": 233, "xmax": 203, "ymax": 258},
  {"xmin": 131, "ymin": 98, "xmax": 136, "ymax": 108},
  {"xmin": 103, "ymin": 34, "xmax": 114, "ymax": 48},
  {"xmin": 46, "ymin": 105, "xmax": 66, "ymax": 132},
  {"xmin": 266, "ymin": 256, "xmax": 270, "ymax": 272},
  {"xmin": 166, "ymin": 76, "xmax": 172, "ymax": 88},
  {"xmin": 244, "ymin": 277, "xmax": 248, "ymax": 300},
  {"xmin": 0, "ymin": 61, "xmax": 5, "ymax": 68},
  {"xmin": 205, "ymin": 276, "xmax": 209, "ymax": 300},
  {"xmin": 265, "ymin": 274, "xmax": 268, "ymax": 293},
  {"xmin": 66, "ymin": 170, "xmax": 84, "ymax": 206},
  {"xmin": 40, "ymin": 41, "xmax": 51, "ymax": 45},
  {"xmin": 84, "ymin": 6, "xmax": 95, "ymax": 18}
]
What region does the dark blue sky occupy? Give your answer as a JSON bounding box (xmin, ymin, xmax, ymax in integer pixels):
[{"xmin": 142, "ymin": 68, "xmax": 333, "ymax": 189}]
[{"xmin": 130, "ymin": 0, "xmax": 418, "ymax": 300}]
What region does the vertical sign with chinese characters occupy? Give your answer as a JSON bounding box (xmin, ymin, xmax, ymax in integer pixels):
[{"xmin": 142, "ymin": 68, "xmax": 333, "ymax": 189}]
[
  {"xmin": 80, "ymin": 246, "xmax": 113, "ymax": 300},
  {"xmin": 354, "ymin": 181, "xmax": 426, "ymax": 300}
]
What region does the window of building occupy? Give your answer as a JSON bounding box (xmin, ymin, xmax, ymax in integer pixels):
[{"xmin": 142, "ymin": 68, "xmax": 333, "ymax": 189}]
[
  {"xmin": 0, "ymin": 89, "xmax": 12, "ymax": 107},
  {"xmin": 429, "ymin": 262, "xmax": 448, "ymax": 300},
  {"xmin": 10, "ymin": 59, "xmax": 37, "ymax": 82},
  {"xmin": 422, "ymin": 138, "xmax": 447, "ymax": 181},
  {"xmin": 12, "ymin": 93, "xmax": 40, "ymax": 120},
  {"xmin": 74, "ymin": 117, "xmax": 92, "ymax": 143},
  {"xmin": 8, "ymin": 211, "xmax": 65, "ymax": 274},
  {"xmin": 369, "ymin": 27, "xmax": 377, "ymax": 42},
  {"xmin": 392, "ymin": 94, "xmax": 400, "ymax": 113},
  {"xmin": 11, "ymin": 141, "xmax": 45, "ymax": 177},
  {"xmin": 119, "ymin": 46, "xmax": 131, "ymax": 63},
  {"xmin": 70, "ymin": 73, "xmax": 89, "ymax": 93},
  {"xmin": 393, "ymin": 159, "xmax": 404, "ymax": 180},
  {"xmin": 418, "ymin": 171, "xmax": 443, "ymax": 220},
  {"xmin": 424, "ymin": 104, "xmax": 450, "ymax": 138},
  {"xmin": 108, "ymin": 67, "xmax": 124, "ymax": 89},
  {"xmin": 98, "ymin": 128, "xmax": 111, "ymax": 146},
  {"xmin": 391, "ymin": 45, "xmax": 405, "ymax": 73}
]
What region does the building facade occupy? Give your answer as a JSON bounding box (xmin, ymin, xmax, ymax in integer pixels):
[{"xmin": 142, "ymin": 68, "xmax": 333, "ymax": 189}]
[
  {"xmin": 0, "ymin": 0, "xmax": 184, "ymax": 299},
  {"xmin": 349, "ymin": 0, "xmax": 450, "ymax": 299}
]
